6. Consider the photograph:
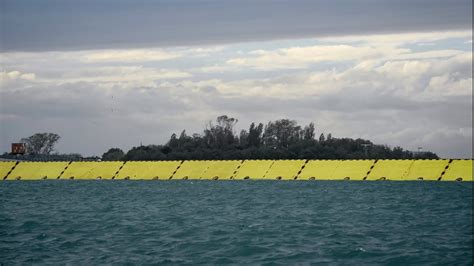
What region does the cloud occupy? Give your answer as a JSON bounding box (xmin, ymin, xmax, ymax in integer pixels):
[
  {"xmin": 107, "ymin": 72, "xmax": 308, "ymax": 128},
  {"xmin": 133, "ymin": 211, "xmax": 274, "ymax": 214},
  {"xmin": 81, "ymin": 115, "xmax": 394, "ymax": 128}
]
[
  {"xmin": 226, "ymin": 45, "xmax": 407, "ymax": 70},
  {"xmin": 0, "ymin": 31, "xmax": 471, "ymax": 158},
  {"xmin": 1, "ymin": 0, "xmax": 471, "ymax": 51},
  {"xmin": 1, "ymin": 66, "xmax": 192, "ymax": 89},
  {"xmin": 223, "ymin": 31, "xmax": 471, "ymax": 71},
  {"xmin": 79, "ymin": 49, "xmax": 182, "ymax": 63},
  {"xmin": 55, "ymin": 66, "xmax": 192, "ymax": 85},
  {"xmin": 319, "ymin": 30, "xmax": 472, "ymax": 46},
  {"xmin": 0, "ymin": 71, "xmax": 36, "ymax": 83},
  {"xmin": 193, "ymin": 65, "xmax": 240, "ymax": 74},
  {"xmin": 188, "ymin": 51, "xmax": 473, "ymax": 100}
]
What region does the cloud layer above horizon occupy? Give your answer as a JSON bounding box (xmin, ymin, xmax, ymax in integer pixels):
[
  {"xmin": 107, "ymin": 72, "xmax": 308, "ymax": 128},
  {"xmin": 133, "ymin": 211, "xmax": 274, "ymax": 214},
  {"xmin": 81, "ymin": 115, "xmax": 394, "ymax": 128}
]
[
  {"xmin": 1, "ymin": 0, "xmax": 472, "ymax": 51},
  {"xmin": 0, "ymin": 1, "xmax": 472, "ymax": 158}
]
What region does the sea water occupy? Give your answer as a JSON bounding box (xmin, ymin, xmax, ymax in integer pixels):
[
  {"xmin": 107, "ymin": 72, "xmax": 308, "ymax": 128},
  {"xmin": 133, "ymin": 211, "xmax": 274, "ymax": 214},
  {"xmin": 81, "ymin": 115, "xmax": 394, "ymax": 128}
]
[{"xmin": 0, "ymin": 181, "xmax": 472, "ymax": 264}]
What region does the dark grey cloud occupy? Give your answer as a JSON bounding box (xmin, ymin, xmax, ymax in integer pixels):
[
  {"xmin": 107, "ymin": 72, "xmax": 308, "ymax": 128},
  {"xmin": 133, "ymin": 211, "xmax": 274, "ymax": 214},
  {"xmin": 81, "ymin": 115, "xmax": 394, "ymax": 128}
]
[{"xmin": 1, "ymin": 0, "xmax": 471, "ymax": 51}]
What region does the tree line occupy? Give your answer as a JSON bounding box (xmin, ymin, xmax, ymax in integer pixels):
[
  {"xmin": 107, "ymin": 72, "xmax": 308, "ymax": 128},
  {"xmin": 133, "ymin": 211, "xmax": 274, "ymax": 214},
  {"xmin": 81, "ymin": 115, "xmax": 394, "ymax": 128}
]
[{"xmin": 102, "ymin": 115, "xmax": 439, "ymax": 161}]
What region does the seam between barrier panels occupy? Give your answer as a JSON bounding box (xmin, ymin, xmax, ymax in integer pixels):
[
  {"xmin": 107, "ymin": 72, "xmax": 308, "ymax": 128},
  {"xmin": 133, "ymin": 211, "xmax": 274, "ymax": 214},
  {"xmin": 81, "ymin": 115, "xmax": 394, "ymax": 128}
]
[
  {"xmin": 330, "ymin": 160, "xmax": 342, "ymax": 180},
  {"xmin": 57, "ymin": 161, "xmax": 72, "ymax": 179},
  {"xmin": 364, "ymin": 160, "xmax": 378, "ymax": 180},
  {"xmin": 112, "ymin": 161, "xmax": 126, "ymax": 179},
  {"xmin": 295, "ymin": 160, "xmax": 309, "ymax": 180},
  {"xmin": 169, "ymin": 160, "xmax": 184, "ymax": 180},
  {"xmin": 199, "ymin": 160, "xmax": 211, "ymax": 179},
  {"xmin": 437, "ymin": 159, "xmax": 453, "ymax": 181},
  {"xmin": 200, "ymin": 161, "xmax": 212, "ymax": 180},
  {"xmin": 402, "ymin": 160, "xmax": 415, "ymax": 180},
  {"xmin": 230, "ymin": 160, "xmax": 244, "ymax": 179},
  {"xmin": 2, "ymin": 161, "xmax": 19, "ymax": 180},
  {"xmin": 262, "ymin": 160, "xmax": 275, "ymax": 179}
]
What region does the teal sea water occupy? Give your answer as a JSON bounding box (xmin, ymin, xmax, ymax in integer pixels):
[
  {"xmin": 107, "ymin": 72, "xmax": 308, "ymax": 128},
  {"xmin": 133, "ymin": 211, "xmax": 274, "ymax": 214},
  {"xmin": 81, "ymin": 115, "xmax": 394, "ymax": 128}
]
[{"xmin": 1, "ymin": 181, "xmax": 472, "ymax": 264}]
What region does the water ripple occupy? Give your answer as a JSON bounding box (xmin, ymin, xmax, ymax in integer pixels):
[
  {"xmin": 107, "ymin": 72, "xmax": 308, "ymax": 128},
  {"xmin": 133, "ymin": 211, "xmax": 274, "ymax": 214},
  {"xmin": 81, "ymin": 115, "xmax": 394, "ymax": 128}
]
[{"xmin": 0, "ymin": 181, "xmax": 472, "ymax": 264}]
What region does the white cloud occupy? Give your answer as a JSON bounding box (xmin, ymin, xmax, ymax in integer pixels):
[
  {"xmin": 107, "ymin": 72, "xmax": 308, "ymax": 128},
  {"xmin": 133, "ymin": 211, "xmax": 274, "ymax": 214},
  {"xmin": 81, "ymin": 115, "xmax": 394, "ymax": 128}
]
[
  {"xmin": 319, "ymin": 30, "xmax": 472, "ymax": 46},
  {"xmin": 20, "ymin": 73, "xmax": 36, "ymax": 81},
  {"xmin": 0, "ymin": 71, "xmax": 36, "ymax": 84},
  {"xmin": 1, "ymin": 67, "xmax": 192, "ymax": 89},
  {"xmin": 79, "ymin": 49, "xmax": 182, "ymax": 63},
  {"xmin": 0, "ymin": 30, "xmax": 471, "ymax": 157},
  {"xmin": 427, "ymin": 75, "xmax": 472, "ymax": 96},
  {"xmin": 58, "ymin": 66, "xmax": 192, "ymax": 84},
  {"xmin": 225, "ymin": 46, "xmax": 465, "ymax": 71},
  {"xmin": 193, "ymin": 65, "xmax": 240, "ymax": 73},
  {"xmin": 184, "ymin": 46, "xmax": 226, "ymax": 57},
  {"xmin": 221, "ymin": 30, "xmax": 471, "ymax": 71},
  {"xmin": 386, "ymin": 49, "xmax": 464, "ymax": 61},
  {"xmin": 226, "ymin": 45, "xmax": 406, "ymax": 70},
  {"xmin": 184, "ymin": 51, "xmax": 472, "ymax": 100},
  {"xmin": 417, "ymin": 43, "xmax": 436, "ymax": 46}
]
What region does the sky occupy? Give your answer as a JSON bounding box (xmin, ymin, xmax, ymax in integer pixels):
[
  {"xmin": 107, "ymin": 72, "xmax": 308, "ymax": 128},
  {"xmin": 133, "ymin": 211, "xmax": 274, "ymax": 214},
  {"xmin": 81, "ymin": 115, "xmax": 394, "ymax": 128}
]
[{"xmin": 0, "ymin": 0, "xmax": 472, "ymax": 158}]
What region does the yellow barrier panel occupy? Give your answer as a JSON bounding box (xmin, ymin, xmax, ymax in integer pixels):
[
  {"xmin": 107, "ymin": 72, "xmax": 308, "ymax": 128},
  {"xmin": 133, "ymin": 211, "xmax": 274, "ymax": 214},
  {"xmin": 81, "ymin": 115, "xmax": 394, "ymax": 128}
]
[
  {"xmin": 298, "ymin": 160, "xmax": 340, "ymax": 180},
  {"xmin": 442, "ymin": 160, "xmax": 473, "ymax": 181},
  {"xmin": 115, "ymin": 161, "xmax": 182, "ymax": 180},
  {"xmin": 233, "ymin": 160, "xmax": 274, "ymax": 180},
  {"xmin": 264, "ymin": 160, "xmax": 306, "ymax": 180},
  {"xmin": 172, "ymin": 160, "xmax": 212, "ymax": 180},
  {"xmin": 60, "ymin": 161, "xmax": 124, "ymax": 180},
  {"xmin": 366, "ymin": 160, "xmax": 413, "ymax": 181},
  {"xmin": 329, "ymin": 160, "xmax": 375, "ymax": 180},
  {"xmin": 7, "ymin": 161, "xmax": 70, "ymax": 180},
  {"xmin": 6, "ymin": 159, "xmax": 471, "ymax": 181},
  {"xmin": 60, "ymin": 162, "xmax": 93, "ymax": 179},
  {"xmin": 404, "ymin": 160, "xmax": 450, "ymax": 181},
  {"xmin": 201, "ymin": 160, "xmax": 243, "ymax": 180},
  {"xmin": 0, "ymin": 161, "xmax": 17, "ymax": 180}
]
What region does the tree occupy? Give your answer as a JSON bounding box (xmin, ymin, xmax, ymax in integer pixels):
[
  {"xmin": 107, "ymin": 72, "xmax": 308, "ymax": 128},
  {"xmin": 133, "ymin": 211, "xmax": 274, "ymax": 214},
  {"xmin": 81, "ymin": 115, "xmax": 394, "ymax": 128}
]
[
  {"xmin": 178, "ymin": 130, "xmax": 191, "ymax": 148},
  {"xmin": 168, "ymin": 133, "xmax": 179, "ymax": 148},
  {"xmin": 239, "ymin": 129, "xmax": 249, "ymax": 147},
  {"xmin": 263, "ymin": 119, "xmax": 301, "ymax": 148},
  {"xmin": 124, "ymin": 145, "xmax": 166, "ymax": 161},
  {"xmin": 319, "ymin": 133, "xmax": 325, "ymax": 143},
  {"xmin": 204, "ymin": 115, "xmax": 238, "ymax": 149},
  {"xmin": 248, "ymin": 122, "xmax": 264, "ymax": 147},
  {"xmin": 21, "ymin": 133, "xmax": 60, "ymax": 155},
  {"xmin": 99, "ymin": 115, "xmax": 439, "ymax": 160},
  {"xmin": 303, "ymin": 122, "xmax": 315, "ymax": 140},
  {"xmin": 102, "ymin": 148, "xmax": 125, "ymax": 161},
  {"xmin": 326, "ymin": 133, "xmax": 333, "ymax": 141}
]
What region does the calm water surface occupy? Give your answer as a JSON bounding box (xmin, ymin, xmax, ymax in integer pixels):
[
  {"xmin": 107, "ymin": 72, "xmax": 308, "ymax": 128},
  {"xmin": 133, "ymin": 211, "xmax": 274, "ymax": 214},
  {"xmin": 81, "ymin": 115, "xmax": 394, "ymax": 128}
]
[{"xmin": 1, "ymin": 181, "xmax": 472, "ymax": 264}]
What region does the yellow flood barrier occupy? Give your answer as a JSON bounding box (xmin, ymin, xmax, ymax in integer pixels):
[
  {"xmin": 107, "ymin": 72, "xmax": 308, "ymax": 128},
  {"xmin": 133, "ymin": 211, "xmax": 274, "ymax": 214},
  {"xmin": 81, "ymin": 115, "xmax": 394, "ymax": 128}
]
[
  {"xmin": 366, "ymin": 160, "xmax": 414, "ymax": 181},
  {"xmin": 7, "ymin": 161, "xmax": 70, "ymax": 180},
  {"xmin": 264, "ymin": 160, "xmax": 306, "ymax": 180},
  {"xmin": 5, "ymin": 159, "xmax": 472, "ymax": 181},
  {"xmin": 297, "ymin": 160, "xmax": 340, "ymax": 180},
  {"xmin": 233, "ymin": 160, "xmax": 274, "ymax": 180},
  {"xmin": 330, "ymin": 160, "xmax": 375, "ymax": 180},
  {"xmin": 60, "ymin": 161, "xmax": 124, "ymax": 180},
  {"xmin": 201, "ymin": 160, "xmax": 243, "ymax": 180},
  {"xmin": 172, "ymin": 160, "xmax": 213, "ymax": 180},
  {"xmin": 115, "ymin": 161, "xmax": 182, "ymax": 180},
  {"xmin": 442, "ymin": 160, "xmax": 473, "ymax": 181},
  {"xmin": 404, "ymin": 160, "xmax": 450, "ymax": 181},
  {"xmin": 0, "ymin": 161, "xmax": 18, "ymax": 180}
]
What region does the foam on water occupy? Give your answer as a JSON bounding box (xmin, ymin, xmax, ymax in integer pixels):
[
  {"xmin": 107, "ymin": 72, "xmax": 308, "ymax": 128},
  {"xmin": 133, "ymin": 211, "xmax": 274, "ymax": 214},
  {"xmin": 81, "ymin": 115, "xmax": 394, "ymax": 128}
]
[{"xmin": 0, "ymin": 181, "xmax": 472, "ymax": 264}]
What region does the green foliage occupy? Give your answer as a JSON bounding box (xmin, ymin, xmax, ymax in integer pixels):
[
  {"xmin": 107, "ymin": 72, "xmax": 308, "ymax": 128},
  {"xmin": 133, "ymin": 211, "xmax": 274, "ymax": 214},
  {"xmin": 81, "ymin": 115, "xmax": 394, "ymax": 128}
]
[
  {"xmin": 20, "ymin": 133, "xmax": 61, "ymax": 155},
  {"xmin": 102, "ymin": 148, "xmax": 125, "ymax": 161},
  {"xmin": 120, "ymin": 115, "xmax": 438, "ymax": 160}
]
